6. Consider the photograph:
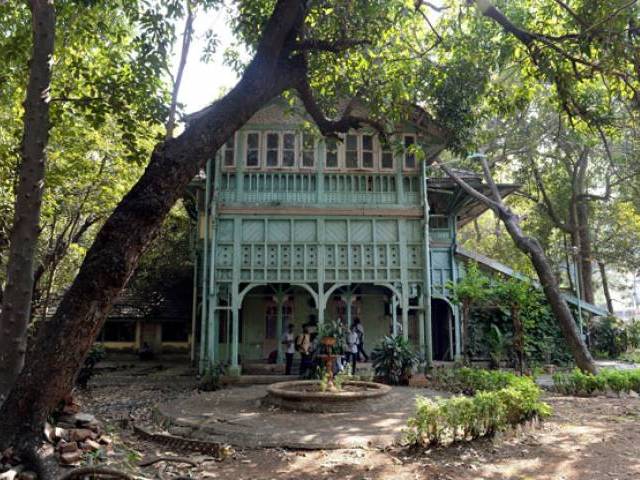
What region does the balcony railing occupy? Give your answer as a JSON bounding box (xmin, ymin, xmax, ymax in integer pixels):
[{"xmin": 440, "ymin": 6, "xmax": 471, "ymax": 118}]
[{"xmin": 217, "ymin": 171, "xmax": 420, "ymax": 206}]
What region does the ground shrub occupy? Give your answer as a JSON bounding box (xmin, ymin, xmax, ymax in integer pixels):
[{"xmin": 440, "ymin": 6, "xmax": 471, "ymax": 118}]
[
  {"xmin": 552, "ymin": 368, "xmax": 640, "ymax": 396},
  {"xmin": 406, "ymin": 368, "xmax": 550, "ymax": 446}
]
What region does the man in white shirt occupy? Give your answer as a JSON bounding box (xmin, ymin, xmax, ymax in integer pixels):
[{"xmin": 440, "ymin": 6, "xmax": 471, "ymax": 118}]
[
  {"xmin": 346, "ymin": 324, "xmax": 359, "ymax": 374},
  {"xmin": 281, "ymin": 323, "xmax": 295, "ymax": 375}
]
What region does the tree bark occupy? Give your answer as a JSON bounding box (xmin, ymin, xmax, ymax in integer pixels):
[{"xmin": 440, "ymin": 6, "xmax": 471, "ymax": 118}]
[
  {"xmin": 576, "ymin": 199, "xmax": 594, "ymax": 304},
  {"xmin": 598, "ymin": 261, "xmax": 614, "ymax": 314},
  {"xmin": 438, "ymin": 160, "xmax": 597, "ymax": 374},
  {"xmin": 0, "ymin": 0, "xmax": 55, "ymax": 401},
  {"xmin": 0, "ymin": 0, "xmax": 306, "ymax": 446},
  {"xmin": 511, "ymin": 306, "xmax": 524, "ymax": 375}
]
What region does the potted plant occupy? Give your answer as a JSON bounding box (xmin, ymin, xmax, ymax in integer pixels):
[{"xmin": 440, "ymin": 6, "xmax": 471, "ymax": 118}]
[
  {"xmin": 317, "ymin": 319, "xmax": 346, "ymax": 350},
  {"xmin": 371, "ymin": 335, "xmax": 419, "ymax": 385}
]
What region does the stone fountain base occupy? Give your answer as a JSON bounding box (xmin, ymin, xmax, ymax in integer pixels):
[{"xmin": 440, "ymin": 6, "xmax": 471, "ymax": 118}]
[{"xmin": 264, "ymin": 380, "xmax": 392, "ymax": 413}]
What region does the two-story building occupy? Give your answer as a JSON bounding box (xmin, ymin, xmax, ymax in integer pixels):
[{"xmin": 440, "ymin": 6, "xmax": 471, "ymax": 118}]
[{"xmin": 190, "ymin": 99, "xmax": 606, "ymax": 374}]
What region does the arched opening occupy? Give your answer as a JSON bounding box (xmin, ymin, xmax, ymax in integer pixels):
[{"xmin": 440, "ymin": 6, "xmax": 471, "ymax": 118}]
[
  {"xmin": 237, "ymin": 283, "xmax": 317, "ymax": 363},
  {"xmin": 431, "ymin": 298, "xmax": 454, "ymax": 361}
]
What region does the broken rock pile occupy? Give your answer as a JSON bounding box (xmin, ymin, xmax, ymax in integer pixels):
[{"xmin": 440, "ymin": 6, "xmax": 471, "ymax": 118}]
[{"xmin": 45, "ymin": 411, "xmax": 113, "ymax": 466}]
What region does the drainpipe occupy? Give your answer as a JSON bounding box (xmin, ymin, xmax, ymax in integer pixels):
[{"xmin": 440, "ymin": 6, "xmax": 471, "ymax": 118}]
[{"xmin": 421, "ymin": 160, "xmax": 433, "ymax": 368}]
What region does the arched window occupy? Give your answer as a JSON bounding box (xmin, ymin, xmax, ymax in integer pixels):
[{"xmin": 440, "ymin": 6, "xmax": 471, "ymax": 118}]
[{"xmin": 265, "ymin": 296, "xmax": 294, "ymax": 339}]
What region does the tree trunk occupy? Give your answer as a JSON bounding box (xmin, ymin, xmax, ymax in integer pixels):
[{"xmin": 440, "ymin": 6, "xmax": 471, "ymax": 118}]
[
  {"xmin": 0, "ymin": 0, "xmax": 306, "ymax": 446},
  {"xmin": 511, "ymin": 306, "xmax": 524, "ymax": 375},
  {"xmin": 576, "ymin": 200, "xmax": 594, "ymax": 304},
  {"xmin": 598, "ymin": 261, "xmax": 614, "ymax": 315},
  {"xmin": 439, "ymin": 160, "xmax": 597, "ymax": 374},
  {"xmin": 0, "ymin": 0, "xmax": 55, "ymax": 400}
]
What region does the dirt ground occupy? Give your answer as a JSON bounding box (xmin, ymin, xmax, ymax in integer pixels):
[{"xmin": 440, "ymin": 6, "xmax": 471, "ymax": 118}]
[{"xmin": 77, "ymin": 365, "xmax": 640, "ymax": 480}]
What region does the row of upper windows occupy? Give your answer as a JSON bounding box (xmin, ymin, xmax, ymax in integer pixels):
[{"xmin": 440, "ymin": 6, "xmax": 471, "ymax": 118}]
[{"xmin": 220, "ymin": 131, "xmax": 418, "ymax": 170}]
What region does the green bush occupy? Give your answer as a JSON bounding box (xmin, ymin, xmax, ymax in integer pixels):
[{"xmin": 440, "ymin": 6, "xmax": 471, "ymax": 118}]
[
  {"xmin": 371, "ymin": 335, "xmax": 419, "ymax": 385},
  {"xmin": 406, "ymin": 368, "xmax": 550, "ymax": 446},
  {"xmin": 552, "ymin": 368, "xmax": 640, "ymax": 396}
]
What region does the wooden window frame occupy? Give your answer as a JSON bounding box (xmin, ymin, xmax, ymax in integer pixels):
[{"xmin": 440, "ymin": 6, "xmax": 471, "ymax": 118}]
[
  {"xmin": 403, "ymin": 134, "xmax": 418, "ymax": 171},
  {"xmin": 245, "ymin": 131, "xmax": 262, "ymax": 169},
  {"xmin": 300, "ymin": 133, "xmax": 316, "ymax": 169},
  {"xmin": 324, "ymin": 136, "xmax": 341, "ymax": 170},
  {"xmin": 221, "ymin": 132, "xmax": 236, "ymax": 169},
  {"xmin": 262, "ymin": 130, "xmax": 298, "ymax": 169}
]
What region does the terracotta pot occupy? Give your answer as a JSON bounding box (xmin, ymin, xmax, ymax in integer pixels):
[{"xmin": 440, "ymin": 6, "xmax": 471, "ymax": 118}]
[{"xmin": 320, "ymin": 336, "xmax": 336, "ymax": 347}]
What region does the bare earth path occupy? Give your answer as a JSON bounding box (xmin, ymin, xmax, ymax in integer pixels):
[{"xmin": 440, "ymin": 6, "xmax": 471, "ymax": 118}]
[{"xmin": 78, "ymin": 363, "xmax": 640, "ymax": 480}]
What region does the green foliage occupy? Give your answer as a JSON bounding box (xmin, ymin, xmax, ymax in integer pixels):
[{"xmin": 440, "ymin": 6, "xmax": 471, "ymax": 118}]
[
  {"xmin": 406, "ymin": 368, "xmax": 550, "ymax": 446},
  {"xmin": 589, "ymin": 316, "xmax": 631, "ymax": 358},
  {"xmin": 199, "ymin": 362, "xmax": 227, "ymax": 392},
  {"xmin": 371, "ymin": 335, "xmax": 419, "ymax": 385},
  {"xmin": 485, "ymin": 324, "xmax": 512, "ymax": 369},
  {"xmin": 553, "ymin": 368, "xmax": 640, "ymax": 396},
  {"xmin": 448, "ymin": 262, "xmax": 492, "ymax": 308}
]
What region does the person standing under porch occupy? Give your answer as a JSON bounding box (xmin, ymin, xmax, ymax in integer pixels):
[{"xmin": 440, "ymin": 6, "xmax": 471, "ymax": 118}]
[
  {"xmin": 281, "ymin": 323, "xmax": 295, "ymax": 375},
  {"xmin": 296, "ymin": 325, "xmax": 312, "ymax": 377},
  {"xmin": 346, "ymin": 324, "xmax": 359, "ymax": 374},
  {"xmin": 353, "ymin": 317, "xmax": 369, "ymax": 362}
]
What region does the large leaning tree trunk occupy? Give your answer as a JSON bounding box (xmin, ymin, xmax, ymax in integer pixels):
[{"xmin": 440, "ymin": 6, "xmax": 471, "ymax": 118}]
[
  {"xmin": 0, "ymin": 0, "xmax": 56, "ymax": 401},
  {"xmin": 438, "ymin": 157, "xmax": 597, "ymax": 374},
  {"xmin": 0, "ymin": 0, "xmax": 386, "ymax": 447}
]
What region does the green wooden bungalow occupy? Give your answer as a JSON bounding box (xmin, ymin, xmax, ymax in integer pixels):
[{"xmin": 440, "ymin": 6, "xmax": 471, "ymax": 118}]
[{"xmin": 190, "ymin": 99, "xmax": 606, "ymax": 374}]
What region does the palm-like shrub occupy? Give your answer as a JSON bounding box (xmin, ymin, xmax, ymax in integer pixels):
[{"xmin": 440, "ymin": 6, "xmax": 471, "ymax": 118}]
[{"xmin": 371, "ymin": 335, "xmax": 419, "ymax": 385}]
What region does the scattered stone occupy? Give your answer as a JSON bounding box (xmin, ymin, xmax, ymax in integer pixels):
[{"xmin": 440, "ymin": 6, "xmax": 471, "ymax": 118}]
[
  {"xmin": 55, "ymin": 427, "xmax": 68, "ymax": 442},
  {"xmin": 74, "ymin": 413, "xmax": 97, "ymax": 425},
  {"xmin": 59, "ymin": 451, "xmax": 82, "ymax": 465},
  {"xmin": 0, "ymin": 466, "xmax": 23, "ymax": 480},
  {"xmin": 82, "ymin": 440, "xmax": 102, "ymax": 452},
  {"xmin": 44, "ymin": 422, "xmax": 55, "ymax": 443},
  {"xmin": 68, "ymin": 429, "xmax": 95, "ymax": 442},
  {"xmin": 17, "ymin": 471, "xmax": 37, "ymax": 480},
  {"xmin": 58, "ymin": 442, "xmax": 79, "ymax": 454},
  {"xmin": 98, "ymin": 435, "xmax": 112, "ymax": 445}
]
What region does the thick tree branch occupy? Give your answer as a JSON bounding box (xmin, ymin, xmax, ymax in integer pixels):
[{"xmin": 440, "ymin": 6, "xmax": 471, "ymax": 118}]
[
  {"xmin": 295, "ymin": 75, "xmax": 386, "ymax": 138},
  {"xmin": 294, "ymin": 38, "xmax": 369, "ymax": 53}
]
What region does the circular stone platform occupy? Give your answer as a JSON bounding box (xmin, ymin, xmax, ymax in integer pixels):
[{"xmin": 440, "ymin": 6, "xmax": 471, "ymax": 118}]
[
  {"xmin": 155, "ymin": 384, "xmax": 443, "ymax": 449},
  {"xmin": 265, "ymin": 380, "xmax": 392, "ymax": 413}
]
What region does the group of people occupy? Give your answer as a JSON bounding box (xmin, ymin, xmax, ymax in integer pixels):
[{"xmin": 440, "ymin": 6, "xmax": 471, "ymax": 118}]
[{"xmin": 280, "ymin": 319, "xmax": 369, "ymax": 376}]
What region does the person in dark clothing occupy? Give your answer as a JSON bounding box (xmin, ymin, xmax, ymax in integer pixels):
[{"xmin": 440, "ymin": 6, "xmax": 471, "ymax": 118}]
[
  {"xmin": 281, "ymin": 323, "xmax": 295, "ymax": 375},
  {"xmin": 297, "ymin": 325, "xmax": 313, "ymax": 377},
  {"xmin": 353, "ymin": 318, "xmax": 369, "ymax": 362}
]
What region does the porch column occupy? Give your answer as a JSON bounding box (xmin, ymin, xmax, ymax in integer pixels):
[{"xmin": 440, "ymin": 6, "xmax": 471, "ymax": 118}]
[
  {"xmin": 401, "ymin": 296, "xmax": 409, "ymax": 341},
  {"xmin": 231, "ymin": 302, "xmax": 240, "ymax": 369},
  {"xmin": 344, "ymin": 289, "xmax": 353, "ymax": 327},
  {"xmin": 391, "ymin": 294, "xmax": 398, "ymax": 336},
  {"xmin": 421, "ymin": 160, "xmax": 433, "ymax": 367},
  {"xmin": 206, "ymin": 287, "xmax": 218, "ymax": 366},
  {"xmin": 275, "ymin": 288, "xmax": 285, "ymax": 364},
  {"xmin": 417, "ymin": 294, "xmax": 425, "ymax": 351},
  {"xmin": 198, "ymin": 159, "xmax": 213, "ymax": 374},
  {"xmin": 454, "ymin": 306, "xmax": 462, "ymax": 359}
]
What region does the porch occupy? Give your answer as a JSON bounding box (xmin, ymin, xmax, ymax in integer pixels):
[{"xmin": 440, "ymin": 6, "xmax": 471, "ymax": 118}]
[{"xmin": 200, "ymin": 283, "xmax": 459, "ymax": 373}]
